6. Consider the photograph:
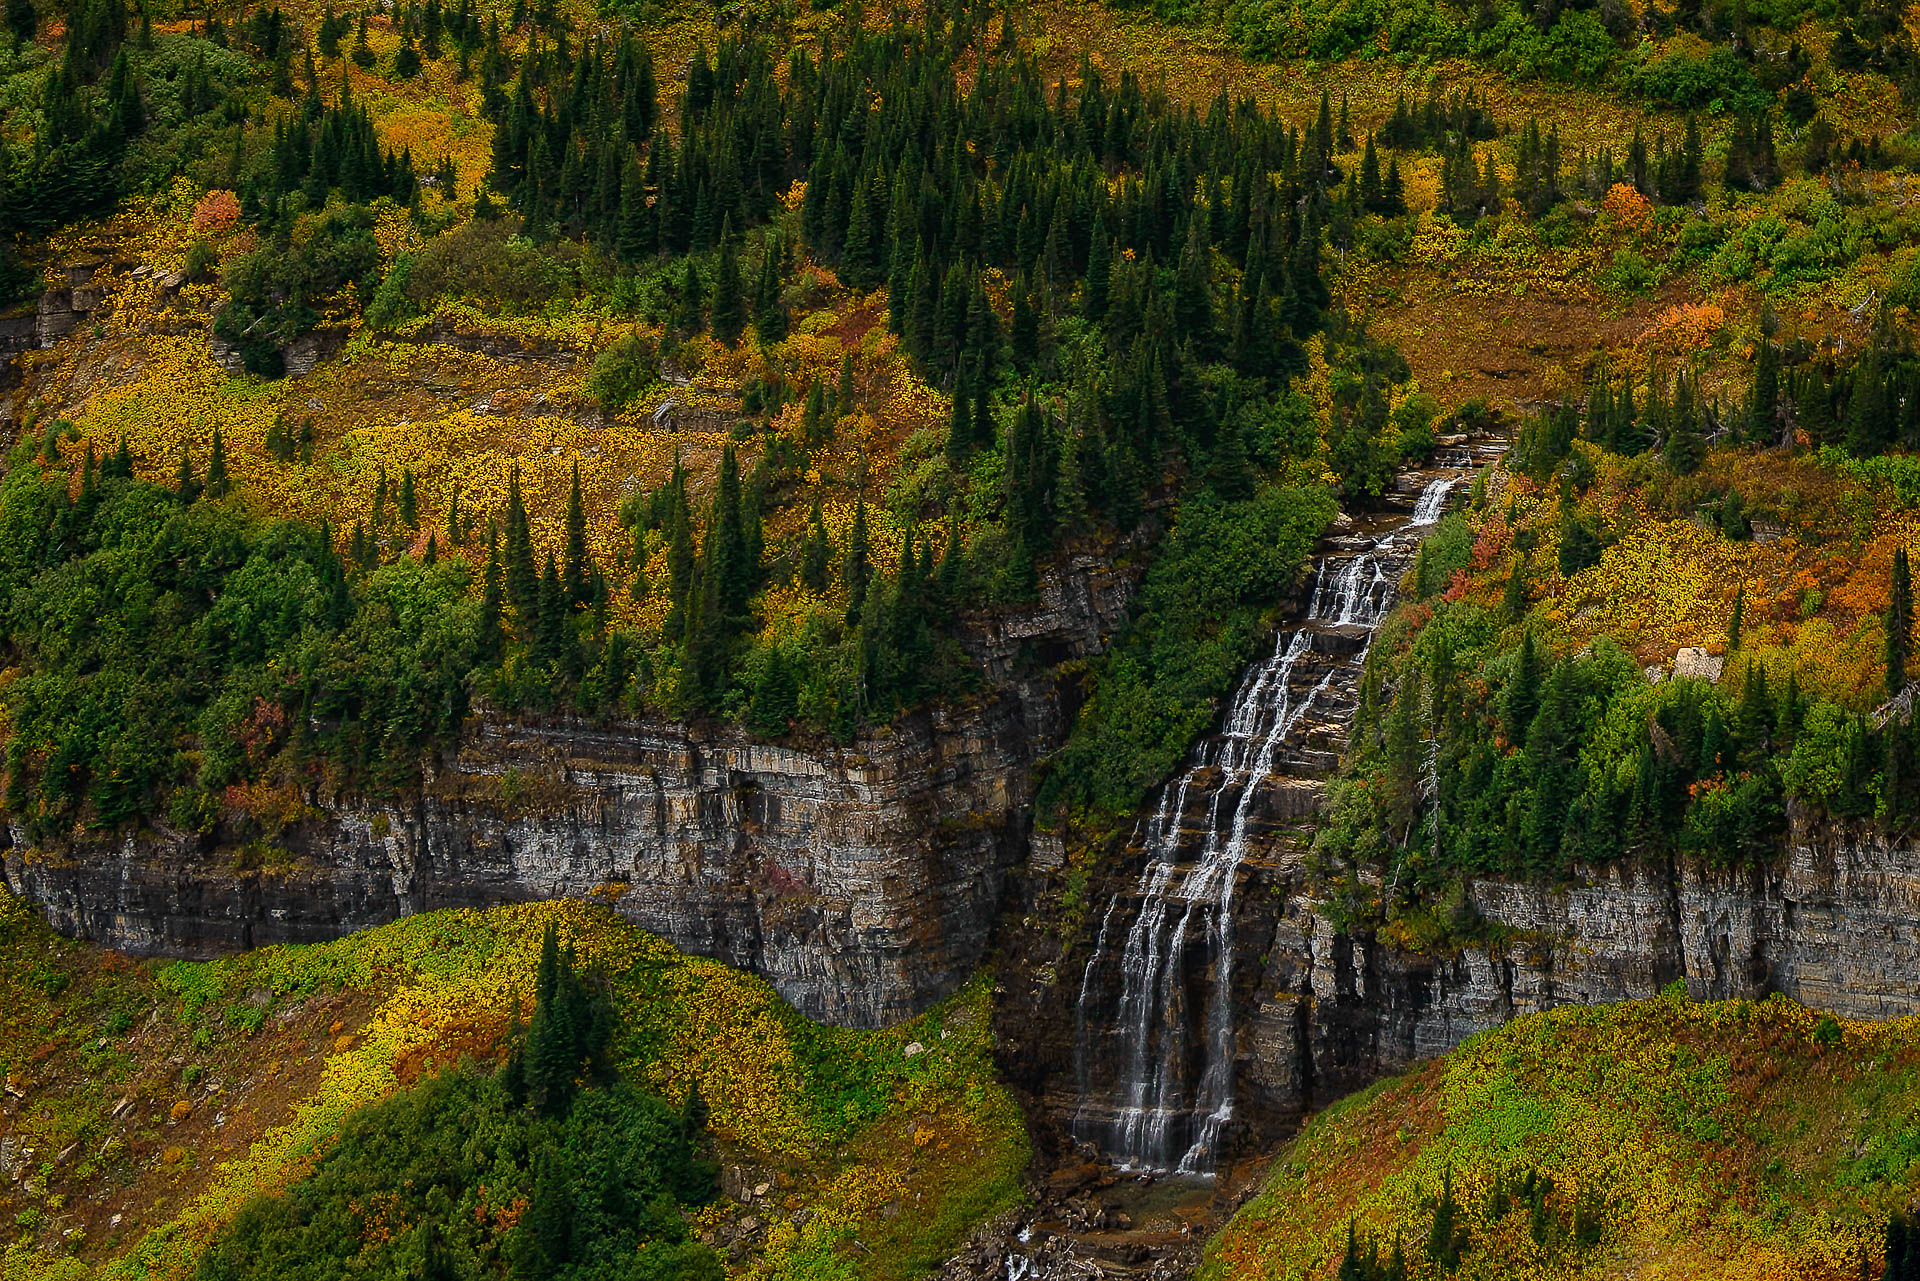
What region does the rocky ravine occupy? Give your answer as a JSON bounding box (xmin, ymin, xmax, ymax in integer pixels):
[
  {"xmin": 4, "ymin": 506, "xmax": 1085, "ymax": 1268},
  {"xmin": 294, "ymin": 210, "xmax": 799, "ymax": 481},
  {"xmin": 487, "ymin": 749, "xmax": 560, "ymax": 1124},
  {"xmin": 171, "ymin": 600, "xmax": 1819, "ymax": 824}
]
[{"xmin": 4, "ymin": 554, "xmax": 1133, "ymax": 1030}]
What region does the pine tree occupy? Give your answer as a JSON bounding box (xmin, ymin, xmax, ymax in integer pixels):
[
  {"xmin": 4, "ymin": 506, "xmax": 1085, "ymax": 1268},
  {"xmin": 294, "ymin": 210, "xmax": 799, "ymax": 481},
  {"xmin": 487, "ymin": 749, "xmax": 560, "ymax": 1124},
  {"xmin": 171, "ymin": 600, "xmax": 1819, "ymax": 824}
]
[
  {"xmin": 711, "ymin": 216, "xmax": 746, "ymax": 346},
  {"xmin": 399, "ymin": 468, "xmax": 417, "ymax": 527},
  {"xmin": 835, "ymin": 353, "xmax": 856, "ymax": 419},
  {"xmin": 205, "ymin": 428, "xmax": 230, "ymax": 498},
  {"xmin": 802, "ymin": 378, "xmax": 829, "ymax": 447},
  {"xmin": 1503, "ymin": 630, "xmax": 1542, "ymax": 748},
  {"xmin": 712, "ymin": 445, "xmax": 750, "ymax": 624},
  {"xmin": 8, "ymin": 0, "xmax": 35, "ymax": 48},
  {"xmin": 753, "ymin": 233, "xmax": 787, "ymax": 344},
  {"xmin": 664, "ymin": 481, "xmax": 694, "ymax": 643},
  {"xmin": 175, "ymin": 444, "xmax": 199, "ymax": 503},
  {"xmin": 1427, "ymin": 1167, "xmax": 1463, "ymax": 1270},
  {"xmin": 478, "ymin": 528, "xmax": 504, "ymax": 658},
  {"xmin": 800, "ymin": 499, "xmax": 831, "ymax": 593},
  {"xmin": 843, "ymin": 495, "xmax": 870, "ymax": 626},
  {"xmin": 945, "ymin": 368, "xmax": 973, "ymax": 463},
  {"xmin": 673, "ymin": 257, "xmax": 705, "ymax": 335},
  {"xmin": 504, "ymin": 466, "xmax": 537, "ymax": 621}
]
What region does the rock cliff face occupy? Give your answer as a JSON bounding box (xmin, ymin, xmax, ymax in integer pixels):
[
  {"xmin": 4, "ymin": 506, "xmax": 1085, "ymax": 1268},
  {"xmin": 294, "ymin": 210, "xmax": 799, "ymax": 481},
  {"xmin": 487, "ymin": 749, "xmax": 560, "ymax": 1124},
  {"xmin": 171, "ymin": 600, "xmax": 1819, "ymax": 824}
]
[
  {"xmin": 4, "ymin": 555, "xmax": 1133, "ymax": 1030},
  {"xmin": 1242, "ymin": 818, "xmax": 1920, "ymax": 1125},
  {"xmin": 1002, "ymin": 810, "xmax": 1920, "ymax": 1178}
]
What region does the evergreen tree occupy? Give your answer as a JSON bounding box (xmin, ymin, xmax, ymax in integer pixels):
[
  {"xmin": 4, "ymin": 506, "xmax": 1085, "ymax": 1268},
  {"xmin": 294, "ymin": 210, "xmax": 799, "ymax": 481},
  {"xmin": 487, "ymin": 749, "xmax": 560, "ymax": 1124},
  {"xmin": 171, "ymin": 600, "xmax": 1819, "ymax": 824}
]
[
  {"xmin": 673, "ymin": 257, "xmax": 705, "ymax": 335},
  {"xmin": 711, "ymin": 217, "xmax": 746, "ymax": 346},
  {"xmin": 753, "ymin": 233, "xmax": 787, "ymax": 344},
  {"xmin": 799, "ymin": 499, "xmax": 831, "ymax": 593},
  {"xmin": 205, "ymin": 428, "xmax": 230, "ymax": 499},
  {"xmin": 843, "ymin": 495, "xmax": 870, "ymax": 626},
  {"xmin": 664, "ymin": 478, "xmax": 694, "ymax": 643},
  {"xmin": 175, "ymin": 444, "xmax": 199, "ymax": 503},
  {"xmin": 1503, "ymin": 630, "xmax": 1542, "ymax": 748},
  {"xmin": 835, "ymin": 353, "xmax": 855, "ymax": 420},
  {"xmin": 8, "ymin": 0, "xmax": 35, "ymax": 48},
  {"xmin": 802, "ymin": 378, "xmax": 829, "ymax": 447},
  {"xmin": 504, "ymin": 466, "xmax": 537, "ymax": 621},
  {"xmin": 479, "ymin": 528, "xmax": 504, "ymax": 658}
]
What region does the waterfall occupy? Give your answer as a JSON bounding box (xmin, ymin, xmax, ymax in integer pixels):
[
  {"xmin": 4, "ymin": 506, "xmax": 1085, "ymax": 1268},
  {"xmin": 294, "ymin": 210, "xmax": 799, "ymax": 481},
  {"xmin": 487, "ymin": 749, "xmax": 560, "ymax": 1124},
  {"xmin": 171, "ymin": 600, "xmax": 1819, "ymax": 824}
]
[{"xmin": 1072, "ymin": 473, "xmax": 1463, "ymax": 1176}]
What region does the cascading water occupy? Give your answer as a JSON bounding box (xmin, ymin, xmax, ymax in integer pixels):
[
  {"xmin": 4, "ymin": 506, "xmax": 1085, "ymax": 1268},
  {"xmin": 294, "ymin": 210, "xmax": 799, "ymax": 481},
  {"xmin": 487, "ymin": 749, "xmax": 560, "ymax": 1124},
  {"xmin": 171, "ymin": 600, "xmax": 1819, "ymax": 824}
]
[{"xmin": 1071, "ymin": 473, "xmax": 1464, "ymax": 1177}]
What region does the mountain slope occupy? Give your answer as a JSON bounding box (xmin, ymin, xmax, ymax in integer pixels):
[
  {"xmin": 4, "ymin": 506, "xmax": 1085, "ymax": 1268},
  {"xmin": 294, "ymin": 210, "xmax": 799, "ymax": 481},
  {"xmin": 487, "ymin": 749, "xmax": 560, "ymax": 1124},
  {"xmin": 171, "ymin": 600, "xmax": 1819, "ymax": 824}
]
[
  {"xmin": 0, "ymin": 891, "xmax": 1024, "ymax": 1280},
  {"xmin": 1205, "ymin": 991, "xmax": 1903, "ymax": 1280}
]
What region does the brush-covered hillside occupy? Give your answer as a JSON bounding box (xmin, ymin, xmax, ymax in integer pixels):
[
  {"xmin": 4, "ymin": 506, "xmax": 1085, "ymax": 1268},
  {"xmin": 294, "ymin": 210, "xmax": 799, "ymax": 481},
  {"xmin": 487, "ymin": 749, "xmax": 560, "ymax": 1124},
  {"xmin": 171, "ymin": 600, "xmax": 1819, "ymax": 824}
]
[
  {"xmin": 0, "ymin": 889, "xmax": 1024, "ymax": 1280},
  {"xmin": 1204, "ymin": 991, "xmax": 1913, "ymax": 1281}
]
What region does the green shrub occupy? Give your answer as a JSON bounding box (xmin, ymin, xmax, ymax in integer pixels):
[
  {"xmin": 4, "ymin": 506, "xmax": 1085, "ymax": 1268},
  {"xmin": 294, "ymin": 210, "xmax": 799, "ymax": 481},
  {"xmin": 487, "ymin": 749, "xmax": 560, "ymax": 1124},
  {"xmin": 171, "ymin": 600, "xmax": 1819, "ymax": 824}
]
[{"xmin": 584, "ymin": 333, "xmax": 662, "ymax": 414}]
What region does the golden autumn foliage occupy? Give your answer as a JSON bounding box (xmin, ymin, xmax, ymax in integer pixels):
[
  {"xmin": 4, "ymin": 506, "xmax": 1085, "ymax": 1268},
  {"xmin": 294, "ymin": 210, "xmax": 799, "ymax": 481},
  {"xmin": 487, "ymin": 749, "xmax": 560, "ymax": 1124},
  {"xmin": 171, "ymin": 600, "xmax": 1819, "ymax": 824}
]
[
  {"xmin": 1205, "ymin": 991, "xmax": 1910, "ymax": 1281},
  {"xmin": 0, "ymin": 892, "xmax": 1024, "ymax": 1281}
]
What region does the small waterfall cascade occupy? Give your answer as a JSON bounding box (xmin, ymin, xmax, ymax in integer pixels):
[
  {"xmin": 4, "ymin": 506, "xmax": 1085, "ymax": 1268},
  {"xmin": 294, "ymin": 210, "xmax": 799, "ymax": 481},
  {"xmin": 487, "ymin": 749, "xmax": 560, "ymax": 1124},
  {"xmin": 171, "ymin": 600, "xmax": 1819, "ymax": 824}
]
[{"xmin": 1070, "ymin": 464, "xmax": 1477, "ymax": 1178}]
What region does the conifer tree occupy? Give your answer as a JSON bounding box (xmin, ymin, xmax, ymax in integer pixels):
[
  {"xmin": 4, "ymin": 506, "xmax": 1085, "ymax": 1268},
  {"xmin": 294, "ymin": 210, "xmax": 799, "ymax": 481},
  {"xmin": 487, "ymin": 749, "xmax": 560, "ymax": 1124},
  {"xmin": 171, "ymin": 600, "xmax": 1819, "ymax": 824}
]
[
  {"xmin": 843, "ymin": 495, "xmax": 870, "ymax": 626},
  {"xmin": 802, "ymin": 378, "xmax": 829, "ymax": 447},
  {"xmin": 479, "ymin": 527, "xmax": 504, "ymax": 658},
  {"xmin": 664, "ymin": 483, "xmax": 694, "ymax": 643},
  {"xmin": 753, "ymin": 234, "xmax": 787, "ymax": 344},
  {"xmin": 1503, "ymin": 630, "xmax": 1542, "ymax": 748},
  {"xmin": 504, "ymin": 466, "xmax": 537, "ymax": 620},
  {"xmin": 673, "ymin": 257, "xmax": 705, "ymax": 335},
  {"xmin": 205, "ymin": 428, "xmax": 230, "ymax": 498},
  {"xmin": 175, "ymin": 444, "xmax": 199, "ymax": 503},
  {"xmin": 711, "ymin": 217, "xmax": 746, "ymax": 346},
  {"xmin": 799, "ymin": 499, "xmax": 831, "ymax": 593}
]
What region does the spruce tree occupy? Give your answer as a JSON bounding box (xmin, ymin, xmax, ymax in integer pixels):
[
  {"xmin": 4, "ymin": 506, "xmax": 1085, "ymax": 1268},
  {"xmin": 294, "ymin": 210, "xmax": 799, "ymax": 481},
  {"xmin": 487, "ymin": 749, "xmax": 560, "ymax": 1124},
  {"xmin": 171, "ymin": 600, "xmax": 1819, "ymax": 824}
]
[
  {"xmin": 1503, "ymin": 630, "xmax": 1542, "ymax": 748},
  {"xmin": 479, "ymin": 528, "xmax": 504, "ymax": 658},
  {"xmin": 843, "ymin": 495, "xmax": 870, "ymax": 626},
  {"xmin": 753, "ymin": 234, "xmax": 787, "ymax": 344},
  {"xmin": 711, "ymin": 217, "xmax": 746, "ymax": 346},
  {"xmin": 800, "ymin": 499, "xmax": 831, "ymax": 593},
  {"xmin": 673, "ymin": 257, "xmax": 705, "ymax": 335},
  {"xmin": 175, "ymin": 444, "xmax": 199, "ymax": 503},
  {"xmin": 664, "ymin": 486, "xmax": 694, "ymax": 643},
  {"xmin": 504, "ymin": 466, "xmax": 537, "ymax": 620},
  {"xmin": 835, "ymin": 353, "xmax": 855, "ymax": 419},
  {"xmin": 205, "ymin": 428, "xmax": 229, "ymax": 498},
  {"xmin": 802, "ymin": 378, "xmax": 829, "ymax": 447},
  {"xmin": 8, "ymin": 0, "xmax": 35, "ymax": 48}
]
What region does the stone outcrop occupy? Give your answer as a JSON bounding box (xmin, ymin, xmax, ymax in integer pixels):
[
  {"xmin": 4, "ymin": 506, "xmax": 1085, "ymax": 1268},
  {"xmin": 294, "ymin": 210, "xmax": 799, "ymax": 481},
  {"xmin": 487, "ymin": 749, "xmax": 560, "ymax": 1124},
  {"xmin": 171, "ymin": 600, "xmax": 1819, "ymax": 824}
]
[
  {"xmin": 5, "ymin": 556, "xmax": 1133, "ymax": 1030},
  {"xmin": 1006, "ymin": 804, "xmax": 1920, "ymax": 1170},
  {"xmin": 1241, "ymin": 817, "xmax": 1920, "ymax": 1126}
]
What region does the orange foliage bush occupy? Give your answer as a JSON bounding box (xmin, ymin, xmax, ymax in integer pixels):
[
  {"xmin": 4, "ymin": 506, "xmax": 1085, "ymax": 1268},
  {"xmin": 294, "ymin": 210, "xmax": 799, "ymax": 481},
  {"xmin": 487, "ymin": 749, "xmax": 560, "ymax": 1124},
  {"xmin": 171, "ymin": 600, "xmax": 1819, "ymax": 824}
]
[
  {"xmin": 192, "ymin": 190, "xmax": 240, "ymax": 234},
  {"xmin": 1601, "ymin": 182, "xmax": 1653, "ymax": 234}
]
